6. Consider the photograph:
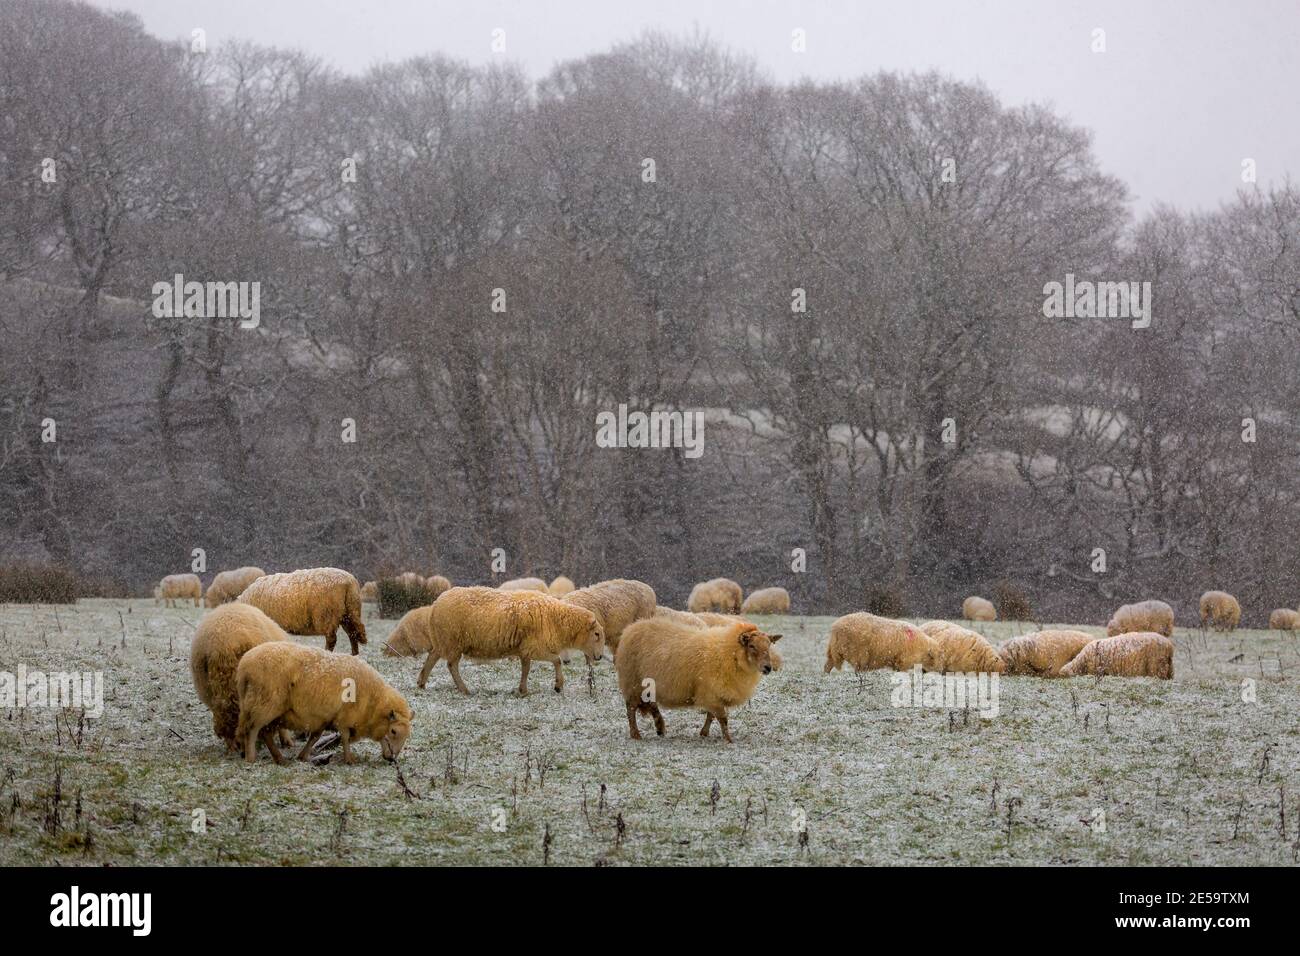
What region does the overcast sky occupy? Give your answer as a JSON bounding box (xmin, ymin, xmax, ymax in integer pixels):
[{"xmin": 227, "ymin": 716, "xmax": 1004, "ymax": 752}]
[{"xmin": 91, "ymin": 0, "xmax": 1299, "ymax": 215}]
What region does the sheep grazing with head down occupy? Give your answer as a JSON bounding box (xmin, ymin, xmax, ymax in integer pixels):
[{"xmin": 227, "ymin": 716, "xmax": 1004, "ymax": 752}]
[
  {"xmin": 204, "ymin": 566, "xmax": 266, "ymax": 608},
  {"xmin": 499, "ymin": 577, "xmax": 549, "ymax": 593},
  {"xmin": 919, "ymin": 620, "xmax": 1007, "ymax": 673},
  {"xmin": 962, "ymin": 596, "xmax": 997, "ymax": 622},
  {"xmin": 741, "ymin": 587, "xmax": 791, "ymax": 615},
  {"xmin": 425, "ymin": 575, "xmax": 452, "ymax": 599},
  {"xmin": 1059, "ymin": 631, "xmax": 1174, "ymax": 679},
  {"xmin": 360, "ymin": 581, "xmax": 378, "ymax": 603},
  {"xmin": 563, "ymin": 578, "xmax": 657, "ymax": 655},
  {"xmin": 237, "ymin": 567, "xmax": 367, "ymax": 655},
  {"xmin": 190, "ymin": 603, "xmax": 289, "ymax": 752},
  {"xmin": 410, "ymin": 586, "xmax": 606, "ymax": 696},
  {"xmin": 235, "ymin": 641, "xmax": 412, "ymax": 765},
  {"xmin": 157, "ymin": 573, "xmax": 202, "ymax": 608},
  {"xmin": 382, "ymin": 605, "xmax": 434, "ymax": 658},
  {"xmin": 1107, "ymin": 599, "xmax": 1174, "ymax": 637},
  {"xmin": 824, "ymin": 613, "xmax": 935, "ymax": 673},
  {"xmin": 548, "ymin": 575, "xmax": 576, "ymax": 596},
  {"xmin": 616, "ymin": 617, "xmax": 782, "ymax": 743},
  {"xmin": 687, "ymin": 578, "xmax": 743, "ymax": 614},
  {"xmin": 997, "ymin": 629, "xmax": 1096, "ymax": 678},
  {"xmin": 1199, "ymin": 591, "xmax": 1241, "ymax": 632},
  {"xmin": 1269, "ymin": 608, "xmax": 1300, "ymax": 631}
]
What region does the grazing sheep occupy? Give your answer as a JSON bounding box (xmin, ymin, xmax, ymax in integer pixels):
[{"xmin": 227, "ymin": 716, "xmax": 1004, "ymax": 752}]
[
  {"xmin": 616, "ymin": 617, "xmax": 782, "ymax": 743},
  {"xmin": 548, "ymin": 575, "xmax": 576, "ymax": 596},
  {"xmin": 1200, "ymin": 591, "xmax": 1242, "ymax": 632},
  {"xmin": 382, "ymin": 605, "xmax": 434, "ymax": 658},
  {"xmin": 499, "ymin": 577, "xmax": 549, "ymax": 592},
  {"xmin": 687, "ymin": 578, "xmax": 743, "ymax": 614},
  {"xmin": 651, "ymin": 606, "xmax": 711, "ymax": 629},
  {"xmin": 414, "ymin": 586, "xmax": 606, "ymax": 696},
  {"xmin": 1059, "ymin": 631, "xmax": 1174, "ymax": 679},
  {"xmin": 235, "ymin": 641, "xmax": 412, "ymax": 764},
  {"xmin": 824, "ymin": 613, "xmax": 935, "ymax": 673},
  {"xmin": 360, "ymin": 581, "xmax": 378, "ymax": 603},
  {"xmin": 157, "ymin": 573, "xmax": 202, "ymax": 608},
  {"xmin": 919, "ymin": 620, "xmax": 1007, "ymax": 673},
  {"xmin": 204, "ymin": 566, "xmax": 266, "ymax": 608},
  {"xmin": 426, "ymin": 575, "xmax": 452, "ymax": 599},
  {"xmin": 741, "ymin": 587, "xmax": 791, "ymax": 615},
  {"xmin": 1269, "ymin": 608, "xmax": 1300, "ymax": 631},
  {"xmin": 237, "ymin": 567, "xmax": 367, "ymax": 655},
  {"xmin": 563, "ymin": 578, "xmax": 657, "ymax": 654},
  {"xmin": 1107, "ymin": 599, "xmax": 1175, "ymax": 637},
  {"xmin": 190, "ymin": 603, "xmax": 289, "ymax": 752},
  {"xmin": 997, "ymin": 629, "xmax": 1096, "ymax": 678},
  {"xmin": 962, "ymin": 596, "xmax": 997, "ymax": 622}
]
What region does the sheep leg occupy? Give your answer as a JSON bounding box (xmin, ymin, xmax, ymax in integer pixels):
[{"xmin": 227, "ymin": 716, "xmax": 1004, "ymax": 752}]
[
  {"xmin": 340, "ymin": 729, "xmax": 354, "ymax": 764},
  {"xmin": 699, "ymin": 713, "xmax": 713, "ymax": 737},
  {"xmin": 296, "ymin": 730, "xmax": 323, "ymax": 762},
  {"xmin": 243, "ymin": 721, "xmax": 266, "ymax": 763},
  {"xmin": 715, "ymin": 710, "xmax": 732, "ymax": 744},
  {"xmin": 262, "ymin": 728, "xmax": 286, "ymax": 765},
  {"xmin": 625, "ymin": 702, "xmax": 642, "ymax": 740},
  {"xmin": 417, "ymin": 650, "xmax": 441, "ymax": 689},
  {"xmin": 446, "ymin": 656, "xmax": 471, "ymax": 695},
  {"xmin": 325, "ymin": 628, "xmax": 338, "ymax": 653},
  {"xmin": 552, "ymin": 659, "xmax": 564, "ymax": 693},
  {"xmin": 517, "ymin": 657, "xmax": 531, "ymax": 697}
]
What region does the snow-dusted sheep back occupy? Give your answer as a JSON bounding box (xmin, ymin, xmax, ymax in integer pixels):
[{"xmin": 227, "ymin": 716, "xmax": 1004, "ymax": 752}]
[
  {"xmin": 563, "ymin": 578, "xmax": 656, "ymax": 653},
  {"xmin": 237, "ymin": 567, "xmax": 367, "ymax": 655},
  {"xmin": 548, "ymin": 575, "xmax": 576, "ymax": 596},
  {"xmin": 1199, "ymin": 591, "xmax": 1241, "ymax": 631},
  {"xmin": 616, "ymin": 617, "xmax": 782, "ymax": 743},
  {"xmin": 825, "ymin": 613, "xmax": 935, "ymax": 673},
  {"xmin": 426, "ymin": 575, "xmax": 452, "ymax": 599},
  {"xmin": 204, "ymin": 566, "xmax": 266, "ymax": 608},
  {"xmin": 157, "ymin": 573, "xmax": 202, "ymax": 608},
  {"xmin": 652, "ymin": 606, "xmax": 711, "ymax": 629},
  {"xmin": 414, "ymin": 586, "xmax": 605, "ymax": 696},
  {"xmin": 1059, "ymin": 631, "xmax": 1174, "ymax": 679},
  {"xmin": 997, "ymin": 629, "xmax": 1095, "ymax": 677},
  {"xmin": 687, "ymin": 578, "xmax": 743, "ymax": 613},
  {"xmin": 1269, "ymin": 608, "xmax": 1300, "ymax": 631},
  {"xmin": 741, "ymin": 587, "xmax": 791, "ymax": 615},
  {"xmin": 919, "ymin": 620, "xmax": 1007, "ymax": 673},
  {"xmin": 235, "ymin": 641, "xmax": 412, "ymax": 764},
  {"xmin": 962, "ymin": 596, "xmax": 997, "ymax": 622},
  {"xmin": 499, "ymin": 577, "xmax": 549, "ymax": 592},
  {"xmin": 190, "ymin": 603, "xmax": 289, "ymax": 751},
  {"xmin": 1107, "ymin": 600, "xmax": 1174, "ymax": 637}
]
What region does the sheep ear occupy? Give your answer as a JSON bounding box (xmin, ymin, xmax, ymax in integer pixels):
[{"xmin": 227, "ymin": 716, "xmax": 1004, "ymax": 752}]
[
  {"xmin": 739, "ymin": 631, "xmax": 752, "ymax": 647},
  {"xmin": 768, "ymin": 633, "xmax": 783, "ymax": 642},
  {"xmin": 388, "ymin": 709, "xmax": 397, "ymax": 721}
]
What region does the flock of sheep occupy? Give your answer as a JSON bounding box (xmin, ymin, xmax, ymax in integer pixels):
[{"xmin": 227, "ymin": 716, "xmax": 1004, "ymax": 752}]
[{"xmin": 171, "ymin": 564, "xmax": 1279, "ymax": 764}]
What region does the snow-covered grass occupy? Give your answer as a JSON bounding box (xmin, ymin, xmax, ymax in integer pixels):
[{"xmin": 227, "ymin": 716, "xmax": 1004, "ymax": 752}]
[{"xmin": 2, "ymin": 600, "xmax": 1298, "ymax": 865}]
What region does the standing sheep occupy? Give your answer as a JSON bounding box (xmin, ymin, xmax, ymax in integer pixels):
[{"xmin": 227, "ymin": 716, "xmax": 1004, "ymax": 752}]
[
  {"xmin": 237, "ymin": 568, "xmax": 367, "ymax": 655},
  {"xmin": 548, "ymin": 575, "xmax": 576, "ymax": 596},
  {"xmin": 382, "ymin": 605, "xmax": 434, "ymax": 658},
  {"xmin": 1107, "ymin": 600, "xmax": 1175, "ymax": 637},
  {"xmin": 687, "ymin": 578, "xmax": 743, "ymax": 614},
  {"xmin": 1268, "ymin": 608, "xmax": 1300, "ymax": 631},
  {"xmin": 156, "ymin": 573, "xmax": 202, "ymax": 608},
  {"xmin": 1059, "ymin": 632, "xmax": 1174, "ymax": 679},
  {"xmin": 190, "ymin": 603, "xmax": 290, "ymax": 752},
  {"xmin": 426, "ymin": 575, "xmax": 452, "ymax": 599},
  {"xmin": 235, "ymin": 642, "xmax": 412, "ymax": 765},
  {"xmin": 204, "ymin": 566, "xmax": 266, "ymax": 608},
  {"xmin": 824, "ymin": 613, "xmax": 935, "ymax": 673},
  {"xmin": 741, "ymin": 587, "xmax": 791, "ymax": 615},
  {"xmin": 360, "ymin": 581, "xmax": 378, "ymax": 603},
  {"xmin": 919, "ymin": 620, "xmax": 1007, "ymax": 673},
  {"xmin": 499, "ymin": 577, "xmax": 549, "ymax": 592},
  {"xmin": 1199, "ymin": 591, "xmax": 1242, "ymax": 631},
  {"xmin": 962, "ymin": 596, "xmax": 997, "ymax": 622},
  {"xmin": 616, "ymin": 617, "xmax": 782, "ymax": 743},
  {"xmin": 414, "ymin": 586, "xmax": 606, "ymax": 696},
  {"xmin": 563, "ymin": 578, "xmax": 657, "ymax": 654},
  {"xmin": 997, "ymin": 629, "xmax": 1096, "ymax": 678}
]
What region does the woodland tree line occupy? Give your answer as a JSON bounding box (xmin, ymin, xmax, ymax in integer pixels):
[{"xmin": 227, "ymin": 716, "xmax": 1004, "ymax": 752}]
[{"xmin": 2, "ymin": 0, "xmax": 1298, "ymax": 622}]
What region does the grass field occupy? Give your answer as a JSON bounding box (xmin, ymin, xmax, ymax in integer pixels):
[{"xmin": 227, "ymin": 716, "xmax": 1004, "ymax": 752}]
[{"xmin": 2, "ymin": 599, "xmax": 1298, "ymax": 866}]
